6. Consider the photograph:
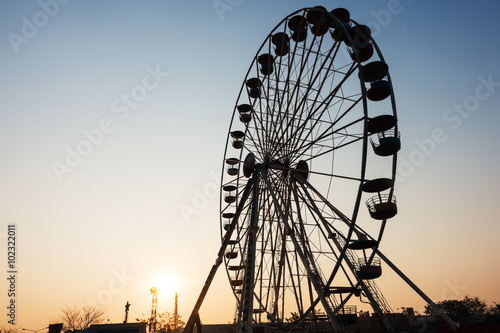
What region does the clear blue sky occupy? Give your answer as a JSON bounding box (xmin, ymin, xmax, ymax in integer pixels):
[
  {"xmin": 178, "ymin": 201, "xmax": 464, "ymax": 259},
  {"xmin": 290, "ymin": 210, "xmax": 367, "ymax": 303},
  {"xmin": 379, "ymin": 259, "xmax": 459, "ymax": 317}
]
[{"xmin": 1, "ymin": 0, "xmax": 500, "ymax": 329}]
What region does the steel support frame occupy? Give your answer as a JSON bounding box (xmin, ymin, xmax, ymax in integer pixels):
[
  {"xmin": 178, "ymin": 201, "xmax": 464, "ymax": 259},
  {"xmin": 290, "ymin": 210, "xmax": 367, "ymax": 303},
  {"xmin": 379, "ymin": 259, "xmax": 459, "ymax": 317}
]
[{"xmin": 261, "ymin": 168, "xmax": 344, "ymax": 333}]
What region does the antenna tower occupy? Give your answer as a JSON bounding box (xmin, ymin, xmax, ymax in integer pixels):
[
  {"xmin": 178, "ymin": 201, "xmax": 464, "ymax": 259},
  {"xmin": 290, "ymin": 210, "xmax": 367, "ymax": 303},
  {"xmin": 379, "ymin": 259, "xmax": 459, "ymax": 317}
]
[
  {"xmin": 149, "ymin": 287, "xmax": 158, "ymax": 332},
  {"xmin": 173, "ymin": 293, "xmax": 178, "ymax": 331}
]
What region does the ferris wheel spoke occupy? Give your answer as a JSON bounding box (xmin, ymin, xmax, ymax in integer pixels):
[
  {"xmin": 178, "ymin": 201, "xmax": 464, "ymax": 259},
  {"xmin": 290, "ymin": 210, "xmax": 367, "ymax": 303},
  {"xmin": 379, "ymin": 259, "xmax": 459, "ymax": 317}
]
[
  {"xmin": 273, "ymin": 228, "xmax": 288, "ymax": 318},
  {"xmin": 267, "ymin": 171, "xmax": 310, "ymax": 317},
  {"xmin": 286, "ymin": 42, "xmax": 344, "ymax": 147},
  {"xmin": 302, "ymin": 98, "xmax": 363, "ymax": 147},
  {"xmin": 276, "ymin": 41, "xmax": 310, "ymax": 148},
  {"xmin": 294, "ymin": 173, "xmax": 354, "ymax": 228},
  {"xmin": 276, "ymin": 52, "xmax": 339, "ymax": 152},
  {"xmin": 239, "ymin": 130, "xmax": 267, "ymax": 163},
  {"xmin": 295, "ymin": 134, "xmax": 365, "ymax": 168},
  {"xmin": 266, "ymin": 162, "xmax": 364, "ymax": 186},
  {"xmin": 286, "ymin": 109, "xmax": 364, "ymax": 162},
  {"xmin": 280, "ymin": 79, "xmax": 359, "ymax": 163},
  {"xmin": 293, "ymin": 180, "xmax": 360, "ymax": 289},
  {"xmin": 275, "ymin": 38, "xmax": 341, "ymax": 153},
  {"xmin": 284, "ymin": 242, "xmax": 305, "ymax": 317},
  {"xmin": 291, "ymin": 60, "xmax": 357, "ymax": 128},
  {"xmin": 278, "ymin": 35, "xmax": 325, "ymax": 130},
  {"xmin": 293, "ymin": 190, "xmax": 342, "ymax": 262},
  {"xmin": 260, "ymin": 181, "xmax": 287, "ymax": 308},
  {"xmin": 258, "ymin": 71, "xmax": 275, "ymax": 154},
  {"xmin": 285, "ymin": 63, "xmax": 359, "ymax": 155},
  {"xmin": 246, "ymin": 118, "xmax": 266, "ymax": 158},
  {"xmin": 260, "ymin": 40, "xmax": 300, "ymax": 155},
  {"xmin": 264, "ymin": 35, "xmax": 326, "ymax": 156},
  {"xmin": 245, "ymin": 101, "xmax": 271, "ymax": 157},
  {"xmin": 293, "ymin": 177, "xmax": 359, "ymax": 291},
  {"xmin": 252, "ymin": 71, "xmax": 274, "ymax": 153},
  {"xmin": 257, "ymin": 197, "xmax": 278, "ymax": 312},
  {"xmin": 273, "ymin": 37, "xmax": 306, "ymax": 146},
  {"xmin": 267, "ymin": 55, "xmax": 288, "ymax": 150}
]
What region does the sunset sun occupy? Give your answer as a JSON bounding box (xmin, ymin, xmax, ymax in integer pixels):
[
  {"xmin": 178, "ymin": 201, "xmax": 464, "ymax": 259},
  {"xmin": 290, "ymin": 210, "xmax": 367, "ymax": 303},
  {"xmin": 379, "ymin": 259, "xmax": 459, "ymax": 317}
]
[{"xmin": 153, "ymin": 274, "xmax": 179, "ymax": 297}]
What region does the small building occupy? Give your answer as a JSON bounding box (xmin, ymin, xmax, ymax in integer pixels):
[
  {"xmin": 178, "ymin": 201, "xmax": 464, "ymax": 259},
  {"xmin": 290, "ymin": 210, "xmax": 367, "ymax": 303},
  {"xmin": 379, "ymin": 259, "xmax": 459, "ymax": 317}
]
[
  {"xmin": 197, "ymin": 324, "xmax": 235, "ymax": 333},
  {"xmin": 83, "ymin": 322, "xmax": 147, "ymax": 333}
]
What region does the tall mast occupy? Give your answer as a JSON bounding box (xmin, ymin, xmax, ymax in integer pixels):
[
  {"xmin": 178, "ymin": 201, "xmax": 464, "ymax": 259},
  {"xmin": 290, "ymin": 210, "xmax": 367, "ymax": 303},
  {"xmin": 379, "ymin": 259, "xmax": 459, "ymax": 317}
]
[
  {"xmin": 174, "ymin": 293, "xmax": 179, "ymax": 331},
  {"xmin": 150, "ymin": 287, "xmax": 158, "ymax": 332}
]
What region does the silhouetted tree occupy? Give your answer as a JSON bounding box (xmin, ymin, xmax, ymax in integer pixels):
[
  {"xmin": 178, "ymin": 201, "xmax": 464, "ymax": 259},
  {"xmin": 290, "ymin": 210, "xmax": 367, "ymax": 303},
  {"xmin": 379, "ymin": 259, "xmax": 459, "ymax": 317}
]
[
  {"xmin": 58, "ymin": 304, "xmax": 106, "ymax": 331},
  {"xmin": 424, "ymin": 296, "xmax": 488, "ymax": 324},
  {"xmin": 136, "ymin": 311, "xmax": 185, "ymax": 333},
  {"xmin": 285, "ymin": 312, "xmax": 300, "ymax": 323},
  {"xmin": 486, "ymin": 302, "xmax": 500, "ymax": 323},
  {"xmin": 489, "ymin": 303, "xmax": 500, "ymax": 315},
  {"xmin": 0, "ymin": 326, "xmax": 21, "ymax": 333}
]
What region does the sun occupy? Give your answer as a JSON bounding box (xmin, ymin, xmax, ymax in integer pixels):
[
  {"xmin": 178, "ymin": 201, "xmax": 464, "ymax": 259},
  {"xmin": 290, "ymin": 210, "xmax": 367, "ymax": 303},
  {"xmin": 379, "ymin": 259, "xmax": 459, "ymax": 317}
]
[{"xmin": 152, "ymin": 274, "xmax": 178, "ymax": 297}]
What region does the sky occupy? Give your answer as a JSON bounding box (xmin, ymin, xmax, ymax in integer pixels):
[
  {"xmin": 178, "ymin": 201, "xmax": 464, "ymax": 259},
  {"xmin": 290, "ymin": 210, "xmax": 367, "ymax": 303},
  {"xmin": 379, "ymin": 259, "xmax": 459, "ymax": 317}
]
[{"xmin": 1, "ymin": 0, "xmax": 500, "ymax": 330}]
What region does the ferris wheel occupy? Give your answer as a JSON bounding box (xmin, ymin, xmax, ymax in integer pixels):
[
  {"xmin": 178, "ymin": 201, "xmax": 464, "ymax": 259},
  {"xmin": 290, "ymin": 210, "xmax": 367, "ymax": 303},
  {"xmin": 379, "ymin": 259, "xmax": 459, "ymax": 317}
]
[
  {"xmin": 184, "ymin": 6, "xmax": 457, "ymax": 333},
  {"xmin": 220, "ymin": 6, "xmax": 399, "ymax": 332}
]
